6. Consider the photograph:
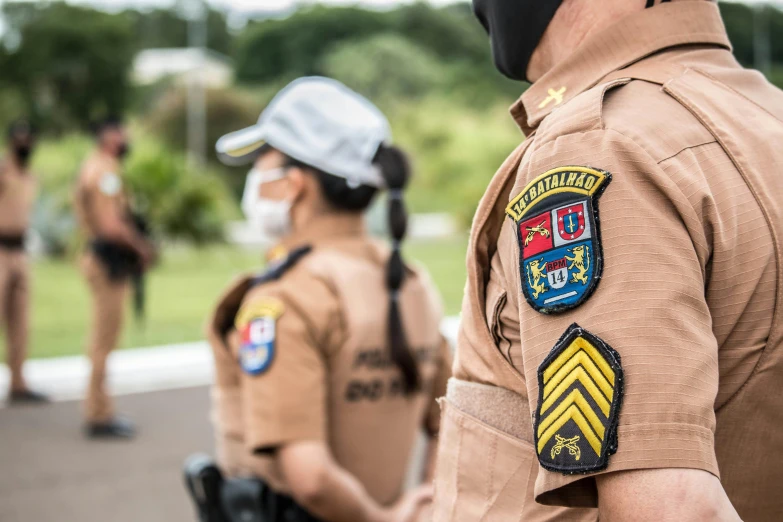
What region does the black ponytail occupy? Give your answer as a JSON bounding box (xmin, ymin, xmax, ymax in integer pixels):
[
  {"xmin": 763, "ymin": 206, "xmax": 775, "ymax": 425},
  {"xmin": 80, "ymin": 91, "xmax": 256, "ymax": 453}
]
[
  {"xmin": 375, "ymin": 144, "xmax": 420, "ymax": 396},
  {"xmin": 280, "ymin": 145, "xmax": 420, "ymax": 395}
]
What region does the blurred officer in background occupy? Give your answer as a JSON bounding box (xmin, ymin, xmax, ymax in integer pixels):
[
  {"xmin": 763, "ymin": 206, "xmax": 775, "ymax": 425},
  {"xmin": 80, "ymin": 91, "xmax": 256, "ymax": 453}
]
[
  {"xmin": 432, "ymin": 0, "xmax": 782, "ymax": 521},
  {"xmin": 0, "ymin": 119, "xmax": 48, "ymax": 405},
  {"xmin": 191, "ymin": 77, "xmax": 451, "ymax": 522},
  {"xmin": 74, "ymin": 117, "xmax": 155, "ymax": 439}
]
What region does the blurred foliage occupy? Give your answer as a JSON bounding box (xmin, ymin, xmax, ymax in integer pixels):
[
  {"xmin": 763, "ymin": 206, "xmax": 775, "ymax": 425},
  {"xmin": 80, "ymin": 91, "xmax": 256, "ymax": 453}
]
[
  {"xmin": 234, "ymin": 3, "xmax": 518, "ymax": 100},
  {"xmin": 143, "ymin": 87, "xmax": 263, "ymax": 155},
  {"xmin": 388, "ymin": 98, "xmax": 522, "ymax": 224},
  {"xmin": 0, "ymin": 2, "xmax": 134, "ymax": 132},
  {"xmin": 27, "ymin": 131, "xmax": 236, "ymax": 255},
  {"xmin": 141, "ymin": 86, "xmax": 274, "ymax": 196},
  {"xmin": 125, "ymin": 143, "xmax": 234, "ymax": 246},
  {"xmin": 321, "ymin": 34, "xmax": 444, "ymax": 103},
  {"xmin": 0, "ymin": 1, "xmax": 233, "ymax": 133}
]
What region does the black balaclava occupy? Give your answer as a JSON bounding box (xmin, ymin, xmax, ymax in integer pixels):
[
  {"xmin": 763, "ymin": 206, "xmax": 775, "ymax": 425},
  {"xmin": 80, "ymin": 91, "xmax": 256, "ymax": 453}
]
[
  {"xmin": 13, "ymin": 145, "xmax": 32, "ymax": 167},
  {"xmin": 472, "ymin": 0, "xmax": 564, "ymax": 82},
  {"xmin": 116, "ymin": 142, "xmax": 130, "ymax": 160},
  {"xmin": 474, "ymin": 0, "xmax": 670, "ymax": 82}
]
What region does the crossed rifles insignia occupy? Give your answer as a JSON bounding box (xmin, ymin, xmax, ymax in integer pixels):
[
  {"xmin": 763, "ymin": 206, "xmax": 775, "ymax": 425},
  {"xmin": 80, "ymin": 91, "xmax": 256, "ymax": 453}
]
[
  {"xmin": 525, "ymin": 220, "xmax": 551, "ymax": 247},
  {"xmin": 535, "ymin": 324, "xmax": 624, "ymax": 474}
]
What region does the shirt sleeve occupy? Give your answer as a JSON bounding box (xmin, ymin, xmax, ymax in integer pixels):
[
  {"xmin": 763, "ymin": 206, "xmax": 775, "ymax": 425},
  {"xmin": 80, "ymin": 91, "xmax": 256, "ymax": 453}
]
[
  {"xmin": 510, "ymin": 129, "xmax": 720, "ymax": 506},
  {"xmin": 235, "ymin": 275, "xmax": 342, "ymax": 454}
]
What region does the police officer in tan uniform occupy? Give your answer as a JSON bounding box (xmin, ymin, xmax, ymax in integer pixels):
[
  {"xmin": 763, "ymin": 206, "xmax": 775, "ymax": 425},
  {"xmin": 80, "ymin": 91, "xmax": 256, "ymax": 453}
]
[
  {"xmin": 0, "ymin": 120, "xmax": 48, "ymax": 404},
  {"xmin": 75, "ymin": 118, "xmax": 155, "ymax": 438},
  {"xmin": 432, "ymin": 0, "xmax": 782, "ymax": 521},
  {"xmin": 200, "ymin": 78, "xmax": 451, "ymax": 522}
]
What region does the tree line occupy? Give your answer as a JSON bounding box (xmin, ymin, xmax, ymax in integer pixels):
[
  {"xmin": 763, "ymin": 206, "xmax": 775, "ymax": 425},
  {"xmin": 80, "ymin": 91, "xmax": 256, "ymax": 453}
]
[{"xmin": 0, "ymin": 1, "xmax": 779, "ymax": 133}]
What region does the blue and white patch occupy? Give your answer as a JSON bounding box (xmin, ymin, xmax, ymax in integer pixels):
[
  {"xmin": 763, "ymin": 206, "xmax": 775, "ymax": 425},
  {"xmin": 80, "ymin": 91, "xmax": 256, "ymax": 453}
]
[
  {"xmin": 235, "ymin": 298, "xmax": 284, "ymax": 376},
  {"xmin": 506, "ymin": 166, "xmax": 611, "ymax": 314}
]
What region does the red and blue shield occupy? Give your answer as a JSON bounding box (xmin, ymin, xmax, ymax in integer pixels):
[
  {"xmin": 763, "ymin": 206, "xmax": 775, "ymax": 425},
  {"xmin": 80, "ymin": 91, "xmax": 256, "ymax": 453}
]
[{"xmin": 506, "ymin": 166, "xmax": 611, "ymax": 314}]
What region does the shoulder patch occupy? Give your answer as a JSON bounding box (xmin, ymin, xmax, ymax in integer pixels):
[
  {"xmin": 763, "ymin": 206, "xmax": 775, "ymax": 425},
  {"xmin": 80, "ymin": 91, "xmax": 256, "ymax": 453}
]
[
  {"xmin": 235, "ymin": 298, "xmax": 284, "ymax": 376},
  {"xmin": 535, "ymin": 323, "xmax": 623, "ymax": 475},
  {"xmin": 99, "ymin": 172, "xmax": 122, "ymax": 196},
  {"xmin": 506, "ymin": 166, "xmax": 610, "ymax": 314}
]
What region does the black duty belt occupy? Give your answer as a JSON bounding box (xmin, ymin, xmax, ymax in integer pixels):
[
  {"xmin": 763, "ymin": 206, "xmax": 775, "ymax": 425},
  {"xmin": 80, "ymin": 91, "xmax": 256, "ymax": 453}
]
[
  {"xmin": 89, "ymin": 239, "xmax": 142, "ymax": 282},
  {"xmin": 0, "ymin": 235, "xmax": 24, "ymax": 250}
]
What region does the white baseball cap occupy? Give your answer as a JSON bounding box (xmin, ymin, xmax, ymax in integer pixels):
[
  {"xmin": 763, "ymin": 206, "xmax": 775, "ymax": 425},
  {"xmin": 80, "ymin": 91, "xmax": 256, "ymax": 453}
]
[{"xmin": 216, "ymin": 77, "xmax": 391, "ymax": 189}]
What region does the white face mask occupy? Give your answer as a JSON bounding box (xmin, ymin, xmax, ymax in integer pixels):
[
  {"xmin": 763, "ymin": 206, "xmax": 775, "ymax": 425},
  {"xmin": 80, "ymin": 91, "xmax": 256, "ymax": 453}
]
[{"xmin": 241, "ymin": 168, "xmax": 292, "ymax": 240}]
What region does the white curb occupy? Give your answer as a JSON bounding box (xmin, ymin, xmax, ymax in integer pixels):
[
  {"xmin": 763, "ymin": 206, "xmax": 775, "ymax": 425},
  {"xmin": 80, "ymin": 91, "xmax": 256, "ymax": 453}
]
[{"xmin": 0, "ymin": 317, "xmax": 460, "ymax": 405}]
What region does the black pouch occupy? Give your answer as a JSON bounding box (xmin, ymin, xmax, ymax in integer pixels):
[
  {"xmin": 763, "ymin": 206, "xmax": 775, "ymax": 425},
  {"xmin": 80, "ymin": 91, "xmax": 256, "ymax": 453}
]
[
  {"xmin": 221, "ymin": 478, "xmax": 323, "ymax": 522},
  {"xmin": 221, "ymin": 478, "xmax": 266, "ymax": 522}
]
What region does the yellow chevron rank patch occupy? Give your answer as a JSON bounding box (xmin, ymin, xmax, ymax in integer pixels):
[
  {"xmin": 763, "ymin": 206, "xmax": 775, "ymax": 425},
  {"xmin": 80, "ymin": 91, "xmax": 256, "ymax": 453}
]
[{"xmin": 535, "ymin": 324, "xmax": 624, "ymax": 474}]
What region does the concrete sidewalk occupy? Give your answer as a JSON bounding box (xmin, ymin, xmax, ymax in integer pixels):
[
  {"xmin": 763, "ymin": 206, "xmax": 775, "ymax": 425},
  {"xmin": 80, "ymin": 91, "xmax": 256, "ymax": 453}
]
[{"xmin": 0, "ymin": 386, "xmax": 212, "ymax": 522}]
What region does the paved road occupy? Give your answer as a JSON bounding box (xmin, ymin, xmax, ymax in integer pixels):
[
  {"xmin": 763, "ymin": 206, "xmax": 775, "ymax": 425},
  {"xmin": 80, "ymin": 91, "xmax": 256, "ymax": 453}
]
[{"xmin": 0, "ymin": 386, "xmax": 212, "ymax": 522}]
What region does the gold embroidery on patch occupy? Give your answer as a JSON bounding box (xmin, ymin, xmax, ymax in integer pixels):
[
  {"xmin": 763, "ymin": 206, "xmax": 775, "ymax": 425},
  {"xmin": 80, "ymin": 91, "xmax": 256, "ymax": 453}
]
[
  {"xmin": 539, "ymin": 87, "xmax": 567, "ymax": 109},
  {"xmin": 526, "ymin": 259, "xmax": 549, "ymax": 299},
  {"xmin": 537, "ymin": 336, "xmax": 616, "ymax": 459},
  {"xmin": 505, "ymin": 166, "xmax": 608, "ymax": 222},
  {"xmin": 565, "ymin": 245, "xmax": 590, "ymax": 285},
  {"xmin": 524, "ymin": 220, "xmax": 551, "ymax": 246},
  {"xmin": 235, "ymin": 298, "xmax": 285, "ymax": 330},
  {"xmin": 551, "ymin": 435, "xmax": 581, "ymax": 461}
]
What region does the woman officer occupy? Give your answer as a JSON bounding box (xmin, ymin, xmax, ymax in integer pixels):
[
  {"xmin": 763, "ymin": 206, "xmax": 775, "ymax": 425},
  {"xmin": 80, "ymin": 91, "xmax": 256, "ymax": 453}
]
[{"xmin": 206, "ymin": 77, "xmax": 452, "ymax": 522}]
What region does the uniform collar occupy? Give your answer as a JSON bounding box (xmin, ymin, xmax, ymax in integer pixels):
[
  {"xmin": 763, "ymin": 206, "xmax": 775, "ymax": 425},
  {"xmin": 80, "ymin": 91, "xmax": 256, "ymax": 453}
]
[
  {"xmin": 270, "ymin": 212, "xmax": 367, "ymax": 261},
  {"xmin": 511, "ymin": 1, "xmax": 730, "ymax": 135}
]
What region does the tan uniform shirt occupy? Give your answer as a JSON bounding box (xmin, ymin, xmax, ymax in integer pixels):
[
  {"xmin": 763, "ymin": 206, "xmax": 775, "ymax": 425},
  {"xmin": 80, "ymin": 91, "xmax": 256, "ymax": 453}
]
[
  {"xmin": 209, "ymin": 214, "xmax": 452, "ymax": 506},
  {"xmin": 434, "ymin": 2, "xmax": 783, "ymax": 521},
  {"xmin": 0, "ymin": 160, "xmax": 36, "ymax": 235},
  {"xmin": 74, "ymin": 152, "xmax": 129, "ymax": 239}
]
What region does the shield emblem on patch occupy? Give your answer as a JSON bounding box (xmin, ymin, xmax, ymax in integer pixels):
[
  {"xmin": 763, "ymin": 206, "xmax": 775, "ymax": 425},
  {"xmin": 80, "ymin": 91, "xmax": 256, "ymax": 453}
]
[
  {"xmin": 506, "ymin": 166, "xmax": 611, "ymax": 314},
  {"xmin": 239, "ymin": 317, "xmax": 275, "ymax": 375}
]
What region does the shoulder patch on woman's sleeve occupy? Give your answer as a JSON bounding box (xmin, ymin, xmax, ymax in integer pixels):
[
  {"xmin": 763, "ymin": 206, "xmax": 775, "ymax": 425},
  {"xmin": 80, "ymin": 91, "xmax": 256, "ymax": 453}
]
[
  {"xmin": 235, "ymin": 298, "xmax": 285, "ymax": 376},
  {"xmin": 535, "ymin": 323, "xmax": 623, "ymax": 474},
  {"xmin": 506, "ymin": 166, "xmax": 611, "ymax": 314}
]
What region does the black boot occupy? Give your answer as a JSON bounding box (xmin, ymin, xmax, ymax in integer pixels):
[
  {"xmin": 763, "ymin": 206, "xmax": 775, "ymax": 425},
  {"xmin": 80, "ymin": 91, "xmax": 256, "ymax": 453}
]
[
  {"xmin": 85, "ymin": 416, "xmax": 136, "ymax": 439},
  {"xmin": 8, "ymin": 389, "xmax": 50, "ymax": 405}
]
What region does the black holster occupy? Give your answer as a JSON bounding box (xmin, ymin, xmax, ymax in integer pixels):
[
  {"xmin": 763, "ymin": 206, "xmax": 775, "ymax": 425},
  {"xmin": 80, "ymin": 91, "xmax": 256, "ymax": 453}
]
[
  {"xmin": 184, "ymin": 454, "xmax": 230, "ymax": 522},
  {"xmin": 184, "ymin": 455, "xmax": 322, "ymax": 522},
  {"xmin": 89, "ymin": 239, "xmax": 141, "ymax": 282}
]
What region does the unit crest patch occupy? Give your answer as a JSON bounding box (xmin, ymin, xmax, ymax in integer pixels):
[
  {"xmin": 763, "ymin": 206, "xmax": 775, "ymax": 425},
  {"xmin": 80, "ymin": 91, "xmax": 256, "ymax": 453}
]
[
  {"xmin": 506, "ymin": 166, "xmax": 611, "ymax": 314},
  {"xmin": 99, "ymin": 172, "xmax": 122, "ymax": 196},
  {"xmin": 235, "ymin": 298, "xmax": 284, "ymax": 376},
  {"xmin": 535, "ymin": 324, "xmax": 623, "ymax": 474}
]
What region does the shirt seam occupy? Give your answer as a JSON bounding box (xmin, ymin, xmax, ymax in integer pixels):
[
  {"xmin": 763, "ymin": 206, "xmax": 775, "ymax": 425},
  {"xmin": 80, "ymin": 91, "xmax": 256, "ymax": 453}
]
[{"xmin": 655, "ymin": 139, "xmax": 719, "ymax": 165}]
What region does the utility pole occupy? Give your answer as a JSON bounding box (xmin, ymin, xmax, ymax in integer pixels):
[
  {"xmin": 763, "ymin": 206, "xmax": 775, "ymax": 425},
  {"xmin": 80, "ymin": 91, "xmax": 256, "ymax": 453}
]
[{"xmin": 186, "ymin": 0, "xmax": 208, "ymax": 169}]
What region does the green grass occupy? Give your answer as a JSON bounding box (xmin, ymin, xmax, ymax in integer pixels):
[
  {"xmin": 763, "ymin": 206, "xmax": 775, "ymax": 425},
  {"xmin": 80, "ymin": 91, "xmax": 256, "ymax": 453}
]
[{"xmin": 13, "ymin": 237, "xmax": 467, "ymax": 359}]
